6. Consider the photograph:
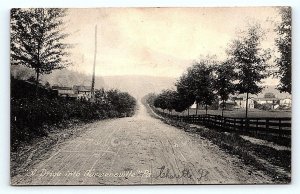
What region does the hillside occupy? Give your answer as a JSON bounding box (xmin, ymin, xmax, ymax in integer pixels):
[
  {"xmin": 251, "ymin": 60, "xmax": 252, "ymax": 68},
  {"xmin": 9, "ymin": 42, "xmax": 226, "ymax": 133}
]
[
  {"xmin": 43, "ymin": 71, "xmax": 177, "ymax": 99},
  {"xmin": 102, "ymin": 75, "xmax": 176, "ymax": 99},
  {"xmin": 11, "ymin": 66, "xmax": 290, "ymax": 100},
  {"xmin": 11, "ymin": 66, "xmax": 176, "ymax": 99}
]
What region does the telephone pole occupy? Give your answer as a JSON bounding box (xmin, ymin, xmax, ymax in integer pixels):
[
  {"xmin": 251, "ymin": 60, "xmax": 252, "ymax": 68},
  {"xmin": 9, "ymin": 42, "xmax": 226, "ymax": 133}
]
[{"xmin": 91, "ymin": 25, "xmax": 97, "ymax": 102}]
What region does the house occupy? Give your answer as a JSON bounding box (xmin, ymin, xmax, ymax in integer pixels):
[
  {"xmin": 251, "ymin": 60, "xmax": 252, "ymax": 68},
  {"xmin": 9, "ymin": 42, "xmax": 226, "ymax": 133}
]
[
  {"xmin": 253, "ymin": 97, "xmax": 279, "ymax": 105},
  {"xmin": 280, "ymin": 98, "xmax": 292, "ymax": 107},
  {"xmin": 190, "ymin": 102, "xmax": 207, "ymax": 109},
  {"xmin": 232, "ymin": 97, "xmax": 255, "ymax": 109},
  {"xmin": 189, "ymin": 100, "xmax": 219, "ymax": 110},
  {"xmin": 52, "ymin": 85, "xmax": 75, "ymax": 98},
  {"xmin": 252, "ymin": 93, "xmax": 280, "ymax": 110},
  {"xmin": 190, "ymin": 102, "xmax": 197, "ymax": 109},
  {"xmin": 73, "ymin": 85, "xmax": 92, "ymax": 100},
  {"xmin": 253, "ymin": 93, "xmax": 279, "ymax": 105}
]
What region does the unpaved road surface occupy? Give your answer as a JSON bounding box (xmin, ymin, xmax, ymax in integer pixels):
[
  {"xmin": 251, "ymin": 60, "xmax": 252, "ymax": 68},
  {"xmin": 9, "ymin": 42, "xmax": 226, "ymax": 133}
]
[{"xmin": 11, "ymin": 101, "xmax": 271, "ymax": 185}]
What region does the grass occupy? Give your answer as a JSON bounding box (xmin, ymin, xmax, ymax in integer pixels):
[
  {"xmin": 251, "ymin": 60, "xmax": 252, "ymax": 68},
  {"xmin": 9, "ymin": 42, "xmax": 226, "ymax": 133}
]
[{"xmin": 162, "ymin": 108, "xmax": 291, "ymax": 118}]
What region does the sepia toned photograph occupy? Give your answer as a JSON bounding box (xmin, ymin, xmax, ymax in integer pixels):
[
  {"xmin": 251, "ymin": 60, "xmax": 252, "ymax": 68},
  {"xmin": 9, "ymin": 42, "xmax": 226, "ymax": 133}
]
[{"xmin": 10, "ymin": 7, "xmax": 291, "ymax": 185}]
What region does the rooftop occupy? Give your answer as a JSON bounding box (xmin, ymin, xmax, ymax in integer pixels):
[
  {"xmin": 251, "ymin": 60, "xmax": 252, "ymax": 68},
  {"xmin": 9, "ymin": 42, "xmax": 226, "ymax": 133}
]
[
  {"xmin": 73, "ymin": 85, "xmax": 91, "ymax": 92},
  {"xmin": 52, "ymin": 86, "xmax": 73, "ymax": 90}
]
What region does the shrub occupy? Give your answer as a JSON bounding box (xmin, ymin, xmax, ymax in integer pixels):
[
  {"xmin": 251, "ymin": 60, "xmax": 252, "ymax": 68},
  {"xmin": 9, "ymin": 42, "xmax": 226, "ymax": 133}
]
[{"xmin": 11, "ymin": 87, "xmax": 136, "ymax": 150}]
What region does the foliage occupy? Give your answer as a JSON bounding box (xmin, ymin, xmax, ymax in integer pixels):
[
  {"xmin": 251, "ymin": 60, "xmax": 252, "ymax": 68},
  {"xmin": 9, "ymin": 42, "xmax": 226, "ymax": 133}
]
[
  {"xmin": 275, "ymin": 7, "xmax": 292, "ymax": 94},
  {"xmin": 214, "ymin": 60, "xmax": 237, "ymax": 102},
  {"xmin": 214, "ymin": 60, "xmax": 237, "ymax": 114},
  {"xmin": 175, "ymin": 73, "xmax": 196, "ymax": 111},
  {"xmin": 153, "ymin": 90, "xmax": 175, "ymax": 112},
  {"xmin": 106, "ymin": 89, "xmax": 137, "ymax": 117},
  {"xmin": 11, "ymin": 81, "xmax": 136, "ymax": 149},
  {"xmin": 227, "ymin": 24, "xmax": 270, "ymax": 118},
  {"xmin": 227, "ymin": 24, "xmax": 270, "ymax": 95},
  {"xmin": 186, "ymin": 59, "xmax": 216, "ymax": 114},
  {"xmin": 10, "ymin": 8, "xmax": 71, "ymax": 83}
]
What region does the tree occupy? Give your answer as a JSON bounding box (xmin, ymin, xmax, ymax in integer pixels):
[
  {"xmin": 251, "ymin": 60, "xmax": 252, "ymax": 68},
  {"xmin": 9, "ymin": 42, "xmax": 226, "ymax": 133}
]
[
  {"xmin": 186, "ymin": 60, "xmax": 216, "ymax": 115},
  {"xmin": 158, "ymin": 90, "xmax": 176, "ymax": 114},
  {"xmin": 175, "ymin": 73, "xmax": 196, "ymax": 115},
  {"xmin": 154, "ymin": 92, "xmax": 168, "ymax": 112},
  {"xmin": 143, "ymin": 93, "xmax": 157, "ymax": 107},
  {"xmin": 10, "ymin": 8, "xmax": 71, "ymax": 94},
  {"xmin": 166, "ymin": 90, "xmax": 179, "ymax": 114},
  {"xmin": 214, "ymin": 60, "xmax": 237, "ymax": 117},
  {"xmin": 275, "ymin": 7, "xmax": 292, "ymax": 94},
  {"xmin": 227, "ymin": 24, "xmax": 270, "ymax": 119},
  {"xmin": 106, "ymin": 89, "xmax": 136, "ymax": 114},
  {"xmin": 153, "ymin": 90, "xmax": 179, "ymax": 114}
]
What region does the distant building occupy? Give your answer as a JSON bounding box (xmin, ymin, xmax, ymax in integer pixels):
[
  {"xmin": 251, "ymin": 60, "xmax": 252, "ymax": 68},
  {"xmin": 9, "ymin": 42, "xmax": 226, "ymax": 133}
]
[
  {"xmin": 280, "ymin": 98, "xmax": 292, "ymax": 107},
  {"xmin": 190, "ymin": 102, "xmax": 207, "ymax": 109},
  {"xmin": 232, "ymin": 97, "xmax": 255, "ymax": 109},
  {"xmin": 52, "ymin": 85, "xmax": 75, "ymax": 98},
  {"xmin": 190, "ymin": 102, "xmax": 197, "ymax": 109},
  {"xmin": 254, "ymin": 93, "xmax": 279, "ymax": 105},
  {"xmin": 51, "ymin": 85, "xmax": 92, "ymax": 100},
  {"xmin": 73, "ymin": 85, "xmax": 92, "ymax": 100},
  {"xmin": 252, "ymin": 93, "xmax": 280, "ymax": 110},
  {"xmin": 253, "ymin": 97, "xmax": 279, "ymax": 105}
]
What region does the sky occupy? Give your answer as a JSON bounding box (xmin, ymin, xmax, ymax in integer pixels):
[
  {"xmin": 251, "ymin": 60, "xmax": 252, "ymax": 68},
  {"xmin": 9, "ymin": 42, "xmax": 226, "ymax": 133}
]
[{"xmin": 64, "ymin": 7, "xmax": 281, "ymax": 84}]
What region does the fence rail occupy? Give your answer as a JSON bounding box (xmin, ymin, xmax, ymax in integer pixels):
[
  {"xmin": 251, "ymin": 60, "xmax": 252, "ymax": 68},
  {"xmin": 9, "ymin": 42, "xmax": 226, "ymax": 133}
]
[{"xmin": 153, "ymin": 107, "xmax": 291, "ymax": 136}]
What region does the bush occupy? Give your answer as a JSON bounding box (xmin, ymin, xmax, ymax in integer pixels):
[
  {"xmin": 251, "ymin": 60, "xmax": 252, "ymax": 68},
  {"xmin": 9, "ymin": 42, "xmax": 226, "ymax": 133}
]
[{"xmin": 11, "ymin": 88, "xmax": 136, "ymax": 150}]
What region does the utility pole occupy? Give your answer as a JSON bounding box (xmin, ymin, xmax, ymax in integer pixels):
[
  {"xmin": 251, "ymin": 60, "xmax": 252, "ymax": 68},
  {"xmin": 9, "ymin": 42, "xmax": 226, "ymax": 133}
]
[{"xmin": 91, "ymin": 25, "xmax": 97, "ymax": 102}]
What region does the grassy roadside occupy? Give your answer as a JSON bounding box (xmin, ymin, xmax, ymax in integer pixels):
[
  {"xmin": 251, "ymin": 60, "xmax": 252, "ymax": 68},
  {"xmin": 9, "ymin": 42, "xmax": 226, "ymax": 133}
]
[{"xmin": 144, "ymin": 101, "xmax": 291, "ymax": 184}]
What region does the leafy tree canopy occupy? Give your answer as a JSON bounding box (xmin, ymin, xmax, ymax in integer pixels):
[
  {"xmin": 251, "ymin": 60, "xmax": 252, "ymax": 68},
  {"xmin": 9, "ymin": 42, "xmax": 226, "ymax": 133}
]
[{"xmin": 11, "ymin": 8, "xmax": 71, "ymax": 83}]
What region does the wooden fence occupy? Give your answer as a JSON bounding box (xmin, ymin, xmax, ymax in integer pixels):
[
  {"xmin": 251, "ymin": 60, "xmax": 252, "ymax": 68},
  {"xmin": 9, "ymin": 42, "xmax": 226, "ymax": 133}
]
[{"xmin": 154, "ymin": 108, "xmax": 291, "ymax": 136}]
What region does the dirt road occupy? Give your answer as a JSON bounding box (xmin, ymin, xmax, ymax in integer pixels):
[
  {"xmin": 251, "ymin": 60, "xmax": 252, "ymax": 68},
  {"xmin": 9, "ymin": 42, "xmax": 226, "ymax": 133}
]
[{"xmin": 11, "ymin": 101, "xmax": 271, "ymax": 185}]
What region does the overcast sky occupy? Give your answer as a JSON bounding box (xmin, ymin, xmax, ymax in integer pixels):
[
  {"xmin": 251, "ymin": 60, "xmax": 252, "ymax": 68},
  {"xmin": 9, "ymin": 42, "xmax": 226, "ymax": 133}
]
[{"xmin": 64, "ymin": 7, "xmax": 281, "ymax": 84}]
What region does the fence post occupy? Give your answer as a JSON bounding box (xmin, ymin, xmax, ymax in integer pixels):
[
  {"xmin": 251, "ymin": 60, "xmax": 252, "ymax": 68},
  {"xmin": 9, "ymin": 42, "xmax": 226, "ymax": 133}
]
[
  {"xmin": 233, "ymin": 118, "xmax": 236, "ymax": 130},
  {"xmin": 256, "ymin": 118, "xmax": 259, "ymax": 135},
  {"xmin": 241, "ymin": 118, "xmax": 244, "ymax": 131},
  {"xmin": 279, "ymin": 119, "xmax": 282, "ymax": 131},
  {"xmin": 266, "ymin": 118, "xmax": 269, "ymax": 131}
]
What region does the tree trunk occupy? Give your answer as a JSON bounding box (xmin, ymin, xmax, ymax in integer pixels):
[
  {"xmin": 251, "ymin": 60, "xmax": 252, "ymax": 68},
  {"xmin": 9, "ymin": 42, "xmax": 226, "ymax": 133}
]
[
  {"xmin": 221, "ymin": 100, "xmax": 225, "ymax": 117},
  {"xmin": 205, "ymin": 104, "xmax": 208, "ymax": 115},
  {"xmin": 187, "ymin": 108, "xmax": 190, "ymax": 116},
  {"xmin": 195, "ymin": 103, "xmax": 198, "ymax": 115},
  {"xmin": 35, "ymin": 69, "xmax": 40, "ymax": 97},
  {"xmin": 245, "ymin": 92, "xmax": 249, "ymax": 119},
  {"xmin": 245, "ymin": 92, "xmax": 249, "ymax": 130}
]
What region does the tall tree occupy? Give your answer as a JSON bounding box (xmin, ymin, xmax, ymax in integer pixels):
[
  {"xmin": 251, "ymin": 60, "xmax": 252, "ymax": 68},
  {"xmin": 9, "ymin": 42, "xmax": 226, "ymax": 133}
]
[
  {"xmin": 10, "ymin": 8, "xmax": 71, "ymax": 92},
  {"xmin": 275, "ymin": 7, "xmax": 292, "ymax": 94},
  {"xmin": 227, "ymin": 24, "xmax": 270, "ymax": 119},
  {"xmin": 186, "ymin": 60, "xmax": 216, "ymax": 115},
  {"xmin": 175, "ymin": 73, "xmax": 195, "ymax": 115},
  {"xmin": 214, "ymin": 60, "xmax": 237, "ymax": 117}
]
